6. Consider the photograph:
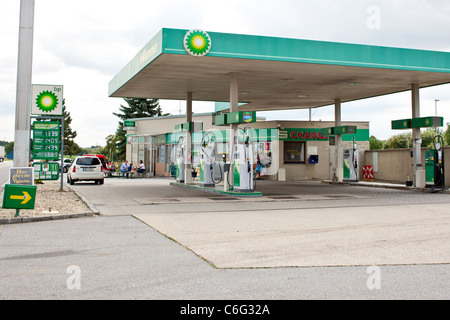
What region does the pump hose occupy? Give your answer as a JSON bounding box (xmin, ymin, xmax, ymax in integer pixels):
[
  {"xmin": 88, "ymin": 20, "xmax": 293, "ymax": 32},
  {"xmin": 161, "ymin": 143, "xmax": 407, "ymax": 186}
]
[
  {"xmin": 212, "ymin": 162, "xmax": 223, "ymax": 184},
  {"xmin": 431, "ymin": 135, "xmax": 446, "ymax": 192},
  {"xmin": 201, "ymin": 131, "xmax": 223, "ymax": 185}
]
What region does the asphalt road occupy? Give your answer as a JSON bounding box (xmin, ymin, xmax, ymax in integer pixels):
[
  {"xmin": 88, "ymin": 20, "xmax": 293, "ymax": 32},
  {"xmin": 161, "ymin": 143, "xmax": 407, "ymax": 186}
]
[
  {"xmin": 1, "ymin": 176, "xmax": 449, "ymax": 303},
  {"xmin": 0, "ymin": 161, "xmax": 12, "ymax": 191}
]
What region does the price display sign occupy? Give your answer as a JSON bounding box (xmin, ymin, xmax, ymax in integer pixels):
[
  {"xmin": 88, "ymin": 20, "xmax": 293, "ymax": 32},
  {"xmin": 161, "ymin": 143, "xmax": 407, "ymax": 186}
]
[
  {"xmin": 33, "ymin": 162, "xmax": 60, "ymax": 180},
  {"xmin": 33, "ymin": 121, "xmax": 60, "ymax": 160}
]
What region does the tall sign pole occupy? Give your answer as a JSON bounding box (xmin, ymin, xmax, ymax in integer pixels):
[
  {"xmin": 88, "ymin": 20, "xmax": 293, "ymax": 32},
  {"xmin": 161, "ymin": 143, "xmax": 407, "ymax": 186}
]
[{"xmin": 14, "ymin": 0, "xmax": 35, "ymax": 167}]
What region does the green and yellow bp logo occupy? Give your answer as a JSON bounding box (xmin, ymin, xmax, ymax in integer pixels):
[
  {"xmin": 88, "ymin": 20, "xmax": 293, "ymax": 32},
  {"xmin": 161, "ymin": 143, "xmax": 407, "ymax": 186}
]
[
  {"xmin": 35, "ymin": 90, "xmax": 59, "ymax": 113},
  {"xmin": 184, "ymin": 30, "xmax": 212, "ymax": 57},
  {"xmin": 31, "ymin": 85, "xmax": 63, "ymax": 116}
]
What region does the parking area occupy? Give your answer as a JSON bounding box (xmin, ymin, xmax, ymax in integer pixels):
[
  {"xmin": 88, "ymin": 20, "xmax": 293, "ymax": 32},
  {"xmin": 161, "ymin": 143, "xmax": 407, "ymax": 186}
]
[{"xmin": 69, "ymin": 177, "xmax": 450, "ymax": 269}]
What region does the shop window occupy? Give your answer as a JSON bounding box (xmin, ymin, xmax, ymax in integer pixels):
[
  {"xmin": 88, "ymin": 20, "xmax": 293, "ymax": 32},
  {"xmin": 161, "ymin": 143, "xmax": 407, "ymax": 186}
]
[
  {"xmin": 284, "ymin": 141, "xmax": 305, "ymax": 163},
  {"xmin": 157, "ymin": 145, "xmax": 165, "ymax": 163}
]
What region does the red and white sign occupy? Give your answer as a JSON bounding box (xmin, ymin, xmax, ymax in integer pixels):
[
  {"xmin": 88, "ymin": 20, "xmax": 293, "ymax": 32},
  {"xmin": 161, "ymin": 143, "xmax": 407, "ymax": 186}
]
[{"xmin": 363, "ymin": 165, "xmax": 374, "ymax": 180}]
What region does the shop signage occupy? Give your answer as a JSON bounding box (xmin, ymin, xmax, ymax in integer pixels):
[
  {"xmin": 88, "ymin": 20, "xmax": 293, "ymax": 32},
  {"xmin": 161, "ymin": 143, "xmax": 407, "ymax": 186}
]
[{"xmin": 279, "ymin": 129, "xmax": 329, "ymax": 141}]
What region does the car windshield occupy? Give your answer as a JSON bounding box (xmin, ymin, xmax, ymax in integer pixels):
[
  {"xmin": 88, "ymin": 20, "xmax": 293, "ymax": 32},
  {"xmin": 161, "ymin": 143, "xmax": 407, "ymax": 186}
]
[{"xmin": 76, "ymin": 157, "xmax": 100, "ymax": 166}]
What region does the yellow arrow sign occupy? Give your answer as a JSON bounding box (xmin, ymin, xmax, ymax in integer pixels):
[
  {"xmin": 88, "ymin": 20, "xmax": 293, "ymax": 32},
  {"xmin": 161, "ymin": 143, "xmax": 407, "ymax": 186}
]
[{"xmin": 10, "ymin": 192, "xmax": 32, "ymax": 204}]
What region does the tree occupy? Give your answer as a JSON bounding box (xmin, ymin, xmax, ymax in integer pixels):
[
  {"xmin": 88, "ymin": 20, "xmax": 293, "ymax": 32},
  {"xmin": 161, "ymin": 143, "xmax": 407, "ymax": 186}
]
[
  {"xmin": 5, "ymin": 141, "xmax": 14, "ymax": 154},
  {"xmin": 443, "ymin": 123, "xmax": 450, "ymax": 146},
  {"xmin": 103, "ymin": 134, "xmax": 119, "ymax": 161},
  {"xmin": 382, "ymin": 128, "xmax": 445, "ymax": 150},
  {"xmin": 421, "ymin": 128, "xmax": 443, "ymax": 148},
  {"xmin": 62, "ymin": 100, "xmax": 83, "ymax": 155},
  {"xmin": 383, "ymin": 132, "xmax": 412, "ymax": 149},
  {"xmin": 369, "ymin": 135, "xmax": 384, "ymax": 150},
  {"xmin": 113, "ymin": 98, "xmax": 167, "ymax": 121},
  {"xmin": 112, "ymin": 98, "xmax": 169, "ymax": 159}
]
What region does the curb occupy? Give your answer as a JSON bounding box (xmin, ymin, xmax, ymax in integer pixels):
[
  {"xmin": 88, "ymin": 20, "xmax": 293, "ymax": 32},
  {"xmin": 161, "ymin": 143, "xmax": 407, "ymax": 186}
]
[
  {"xmin": 321, "ymin": 180, "xmax": 450, "ymax": 193},
  {"xmin": 0, "ymin": 181, "xmax": 99, "ymax": 225},
  {"xmin": 0, "ymin": 212, "xmax": 94, "ymax": 225},
  {"xmin": 65, "ymin": 183, "xmax": 100, "ymax": 215}
]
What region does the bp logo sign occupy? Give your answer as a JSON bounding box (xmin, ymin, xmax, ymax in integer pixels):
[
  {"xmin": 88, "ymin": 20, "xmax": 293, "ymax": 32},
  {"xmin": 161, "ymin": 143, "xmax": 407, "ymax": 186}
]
[
  {"xmin": 184, "ymin": 30, "xmax": 212, "ymax": 57},
  {"xmin": 31, "ymin": 85, "xmax": 63, "ymax": 116}
]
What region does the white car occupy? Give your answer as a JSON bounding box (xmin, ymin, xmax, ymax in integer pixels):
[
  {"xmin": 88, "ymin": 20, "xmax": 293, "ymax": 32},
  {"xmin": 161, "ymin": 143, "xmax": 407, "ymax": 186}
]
[{"xmin": 67, "ymin": 156, "xmax": 104, "ymax": 185}]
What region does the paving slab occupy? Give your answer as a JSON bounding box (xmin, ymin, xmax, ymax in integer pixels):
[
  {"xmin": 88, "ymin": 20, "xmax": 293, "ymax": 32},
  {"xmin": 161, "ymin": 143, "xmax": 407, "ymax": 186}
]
[{"xmin": 134, "ymin": 203, "xmax": 450, "ymax": 268}]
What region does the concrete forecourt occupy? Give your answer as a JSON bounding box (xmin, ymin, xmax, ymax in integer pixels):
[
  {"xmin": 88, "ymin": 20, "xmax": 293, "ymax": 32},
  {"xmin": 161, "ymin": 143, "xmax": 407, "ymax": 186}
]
[{"xmin": 1, "ymin": 177, "xmax": 449, "ymax": 300}]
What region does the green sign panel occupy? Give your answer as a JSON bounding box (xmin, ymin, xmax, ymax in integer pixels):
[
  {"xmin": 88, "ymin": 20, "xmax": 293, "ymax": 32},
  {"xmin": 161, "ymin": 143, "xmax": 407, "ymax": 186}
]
[
  {"xmin": 411, "ymin": 116, "xmax": 443, "ymax": 128},
  {"xmin": 391, "ymin": 119, "xmax": 412, "ymax": 130},
  {"xmin": 334, "ymin": 126, "xmax": 357, "ymax": 135},
  {"xmin": 33, "ymin": 121, "xmax": 60, "ymax": 160},
  {"xmin": 215, "ymin": 113, "xmax": 227, "ymax": 126},
  {"xmin": 320, "ymin": 127, "xmax": 335, "ymax": 135},
  {"xmin": 2, "ymin": 184, "xmax": 37, "ymax": 210},
  {"xmin": 214, "ymin": 111, "xmax": 256, "ymax": 126},
  {"xmin": 392, "ymin": 117, "xmax": 443, "ymax": 130},
  {"xmin": 33, "ymin": 162, "xmax": 60, "ymax": 180},
  {"xmin": 124, "ymin": 120, "xmax": 136, "ymax": 127},
  {"xmin": 320, "ymin": 126, "xmax": 357, "ymax": 135},
  {"xmin": 174, "ymin": 122, "xmax": 203, "ymax": 132}
]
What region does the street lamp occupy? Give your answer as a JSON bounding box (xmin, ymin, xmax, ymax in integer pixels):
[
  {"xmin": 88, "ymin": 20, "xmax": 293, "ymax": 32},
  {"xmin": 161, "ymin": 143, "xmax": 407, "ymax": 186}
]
[{"xmin": 435, "ymin": 99, "xmax": 440, "ymax": 135}]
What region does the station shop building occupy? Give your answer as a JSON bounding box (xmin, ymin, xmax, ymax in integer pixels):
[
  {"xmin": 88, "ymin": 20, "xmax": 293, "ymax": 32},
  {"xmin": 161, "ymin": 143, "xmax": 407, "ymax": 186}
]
[{"xmin": 124, "ymin": 112, "xmax": 369, "ymax": 182}]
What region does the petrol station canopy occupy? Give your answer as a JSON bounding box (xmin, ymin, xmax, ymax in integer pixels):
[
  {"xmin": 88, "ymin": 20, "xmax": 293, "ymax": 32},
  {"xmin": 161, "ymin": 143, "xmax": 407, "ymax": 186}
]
[{"xmin": 109, "ymin": 28, "xmax": 450, "ymax": 112}]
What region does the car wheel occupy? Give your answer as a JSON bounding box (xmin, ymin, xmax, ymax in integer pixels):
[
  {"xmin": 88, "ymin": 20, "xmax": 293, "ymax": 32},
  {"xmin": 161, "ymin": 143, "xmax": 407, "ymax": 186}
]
[
  {"xmin": 99, "ymin": 179, "xmax": 104, "ymax": 185},
  {"xmin": 70, "ymin": 178, "xmax": 74, "ymax": 185}
]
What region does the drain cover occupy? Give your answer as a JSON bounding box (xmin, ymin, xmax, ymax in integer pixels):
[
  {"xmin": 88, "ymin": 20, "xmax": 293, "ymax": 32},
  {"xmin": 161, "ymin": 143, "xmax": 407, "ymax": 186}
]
[
  {"xmin": 326, "ymin": 194, "xmax": 352, "ymax": 198},
  {"xmin": 268, "ymin": 196, "xmax": 298, "ymax": 199}
]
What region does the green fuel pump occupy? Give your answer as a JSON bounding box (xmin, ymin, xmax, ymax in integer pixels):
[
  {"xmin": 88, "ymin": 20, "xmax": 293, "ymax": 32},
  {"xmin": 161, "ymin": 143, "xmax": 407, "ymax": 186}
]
[
  {"xmin": 172, "ymin": 136, "xmax": 185, "ymax": 183},
  {"xmin": 426, "ymin": 135, "xmax": 446, "ymax": 191},
  {"xmin": 226, "ymin": 127, "xmax": 256, "ymax": 192},
  {"xmin": 199, "ymin": 131, "xmax": 222, "ymax": 187}
]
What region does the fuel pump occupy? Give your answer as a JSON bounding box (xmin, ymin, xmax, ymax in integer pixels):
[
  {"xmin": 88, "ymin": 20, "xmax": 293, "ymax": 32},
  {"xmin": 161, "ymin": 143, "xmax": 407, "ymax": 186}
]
[
  {"xmin": 199, "ymin": 132, "xmax": 219, "ymax": 187},
  {"xmin": 174, "ymin": 136, "xmax": 185, "ymax": 183},
  {"xmin": 343, "ymin": 138, "xmax": 358, "ymax": 182},
  {"xmin": 232, "ymin": 127, "xmax": 254, "ymax": 192},
  {"xmin": 431, "ymin": 135, "xmax": 446, "ymax": 190}
]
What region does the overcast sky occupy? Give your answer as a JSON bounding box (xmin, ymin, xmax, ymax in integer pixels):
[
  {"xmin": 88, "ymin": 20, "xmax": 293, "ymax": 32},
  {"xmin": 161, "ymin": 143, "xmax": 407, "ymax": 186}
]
[{"xmin": 1, "ymin": 0, "xmax": 450, "ymax": 147}]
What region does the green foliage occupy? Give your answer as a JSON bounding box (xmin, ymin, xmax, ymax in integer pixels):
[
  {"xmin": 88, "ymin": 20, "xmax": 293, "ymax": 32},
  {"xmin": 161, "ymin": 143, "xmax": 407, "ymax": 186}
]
[
  {"xmin": 421, "ymin": 128, "xmax": 443, "ymax": 148},
  {"xmin": 372, "ymin": 127, "xmax": 447, "ymax": 150},
  {"xmin": 112, "ymin": 98, "xmax": 169, "ymax": 160},
  {"xmin": 101, "ymin": 134, "xmax": 119, "ymax": 161},
  {"xmin": 113, "ymin": 98, "xmax": 167, "ymax": 120},
  {"xmin": 383, "ymin": 132, "xmax": 412, "ymax": 149},
  {"xmin": 114, "ymin": 122, "xmax": 127, "ymax": 160},
  {"xmin": 62, "ymin": 100, "xmax": 83, "ymax": 155},
  {"xmin": 443, "ymin": 123, "xmax": 450, "ymax": 146},
  {"xmin": 369, "ymin": 135, "xmax": 384, "ymax": 150},
  {"xmin": 5, "ymin": 141, "xmax": 14, "ymax": 154}
]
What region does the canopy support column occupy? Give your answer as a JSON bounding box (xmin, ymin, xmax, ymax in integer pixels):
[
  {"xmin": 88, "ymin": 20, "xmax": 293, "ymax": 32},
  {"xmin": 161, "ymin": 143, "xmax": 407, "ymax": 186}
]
[
  {"xmin": 411, "ymin": 83, "xmax": 424, "ymax": 188},
  {"xmin": 228, "ymin": 73, "xmax": 239, "ymax": 189},
  {"xmin": 184, "ymin": 92, "xmax": 193, "ymax": 184},
  {"xmin": 335, "ymin": 99, "xmax": 343, "ymax": 182}
]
